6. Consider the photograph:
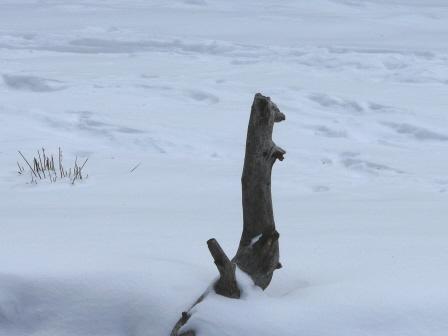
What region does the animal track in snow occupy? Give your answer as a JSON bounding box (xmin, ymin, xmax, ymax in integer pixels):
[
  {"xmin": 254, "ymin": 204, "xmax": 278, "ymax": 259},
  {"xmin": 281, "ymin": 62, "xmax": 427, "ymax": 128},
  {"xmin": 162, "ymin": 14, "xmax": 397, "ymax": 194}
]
[
  {"xmin": 2, "ymin": 74, "xmax": 66, "ymax": 92},
  {"xmin": 339, "ymin": 152, "xmax": 404, "ymax": 176},
  {"xmin": 308, "ymin": 93, "xmax": 364, "ymax": 115},
  {"xmin": 186, "ymin": 90, "xmax": 219, "ymax": 104},
  {"xmin": 382, "ymin": 122, "xmax": 448, "ymax": 141},
  {"xmin": 312, "ymin": 185, "xmax": 330, "ymax": 192},
  {"xmin": 311, "ymin": 125, "xmax": 348, "ymax": 138}
]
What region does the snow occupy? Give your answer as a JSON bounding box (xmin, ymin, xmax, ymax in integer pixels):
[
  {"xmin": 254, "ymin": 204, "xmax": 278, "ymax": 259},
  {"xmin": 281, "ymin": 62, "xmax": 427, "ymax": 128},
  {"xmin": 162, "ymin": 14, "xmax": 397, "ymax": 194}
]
[{"xmin": 1, "ymin": 0, "xmax": 448, "ymax": 335}]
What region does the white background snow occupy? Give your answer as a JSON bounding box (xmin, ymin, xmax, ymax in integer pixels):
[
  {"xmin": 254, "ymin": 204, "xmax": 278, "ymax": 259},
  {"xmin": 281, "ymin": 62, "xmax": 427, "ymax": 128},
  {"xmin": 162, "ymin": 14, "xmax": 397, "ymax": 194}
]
[{"xmin": 1, "ymin": 0, "xmax": 448, "ymax": 335}]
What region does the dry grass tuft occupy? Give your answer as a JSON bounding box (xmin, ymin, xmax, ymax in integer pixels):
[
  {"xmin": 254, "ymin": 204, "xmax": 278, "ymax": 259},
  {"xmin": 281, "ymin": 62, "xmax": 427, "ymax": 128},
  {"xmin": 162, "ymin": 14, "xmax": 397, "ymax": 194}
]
[{"xmin": 17, "ymin": 147, "xmax": 88, "ymax": 184}]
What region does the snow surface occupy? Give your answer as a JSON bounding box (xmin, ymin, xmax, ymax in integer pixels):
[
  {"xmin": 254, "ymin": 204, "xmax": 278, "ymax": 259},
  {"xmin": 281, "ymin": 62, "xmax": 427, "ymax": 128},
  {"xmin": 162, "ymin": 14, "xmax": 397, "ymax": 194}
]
[{"xmin": 1, "ymin": 0, "xmax": 448, "ymax": 335}]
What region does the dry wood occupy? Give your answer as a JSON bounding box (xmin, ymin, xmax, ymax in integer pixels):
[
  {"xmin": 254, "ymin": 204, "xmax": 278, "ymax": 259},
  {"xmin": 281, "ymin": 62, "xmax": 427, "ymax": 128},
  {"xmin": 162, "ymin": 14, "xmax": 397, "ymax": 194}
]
[
  {"xmin": 207, "ymin": 238, "xmax": 240, "ymax": 298},
  {"xmin": 232, "ymin": 93, "xmax": 285, "ymax": 289},
  {"xmin": 171, "ymin": 93, "xmax": 285, "ymax": 335}
]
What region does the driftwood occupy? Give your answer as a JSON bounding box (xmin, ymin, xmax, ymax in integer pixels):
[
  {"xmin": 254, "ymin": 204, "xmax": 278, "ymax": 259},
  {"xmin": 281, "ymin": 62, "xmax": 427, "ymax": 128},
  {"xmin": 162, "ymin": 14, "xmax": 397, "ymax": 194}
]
[
  {"xmin": 207, "ymin": 239, "xmax": 240, "ymax": 298},
  {"xmin": 171, "ymin": 93, "xmax": 285, "ymax": 335}
]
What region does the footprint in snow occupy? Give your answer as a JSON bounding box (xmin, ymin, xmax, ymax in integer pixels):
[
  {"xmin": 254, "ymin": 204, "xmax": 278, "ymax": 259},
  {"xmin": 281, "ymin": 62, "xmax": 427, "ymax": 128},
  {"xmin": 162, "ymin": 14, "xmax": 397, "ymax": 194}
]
[
  {"xmin": 2, "ymin": 74, "xmax": 67, "ymax": 92},
  {"xmin": 311, "ymin": 125, "xmax": 348, "ymax": 138},
  {"xmin": 382, "ymin": 122, "xmax": 448, "ymax": 141},
  {"xmin": 186, "ymin": 90, "xmax": 219, "ymax": 104},
  {"xmin": 308, "ymin": 93, "xmax": 364, "ymax": 115},
  {"xmin": 339, "ymin": 152, "xmax": 404, "ymax": 176},
  {"xmin": 312, "ymin": 185, "xmax": 330, "ymax": 192}
]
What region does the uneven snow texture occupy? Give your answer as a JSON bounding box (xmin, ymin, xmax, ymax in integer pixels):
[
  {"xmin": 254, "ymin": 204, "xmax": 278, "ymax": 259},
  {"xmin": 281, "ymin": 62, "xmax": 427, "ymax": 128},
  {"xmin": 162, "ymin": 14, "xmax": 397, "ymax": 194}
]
[{"xmin": 1, "ymin": 0, "xmax": 448, "ymax": 335}]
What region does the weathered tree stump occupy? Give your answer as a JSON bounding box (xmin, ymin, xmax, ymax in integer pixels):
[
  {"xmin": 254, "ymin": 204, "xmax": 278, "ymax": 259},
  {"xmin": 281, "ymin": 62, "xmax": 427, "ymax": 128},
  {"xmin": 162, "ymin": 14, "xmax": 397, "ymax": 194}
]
[
  {"xmin": 233, "ymin": 93, "xmax": 285, "ymax": 289},
  {"xmin": 171, "ymin": 93, "xmax": 285, "ymax": 335}
]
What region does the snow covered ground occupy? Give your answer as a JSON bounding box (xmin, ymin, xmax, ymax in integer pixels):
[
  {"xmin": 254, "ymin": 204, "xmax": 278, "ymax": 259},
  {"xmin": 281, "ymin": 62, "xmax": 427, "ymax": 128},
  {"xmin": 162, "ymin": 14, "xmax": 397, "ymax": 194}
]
[{"xmin": 1, "ymin": 0, "xmax": 448, "ymax": 335}]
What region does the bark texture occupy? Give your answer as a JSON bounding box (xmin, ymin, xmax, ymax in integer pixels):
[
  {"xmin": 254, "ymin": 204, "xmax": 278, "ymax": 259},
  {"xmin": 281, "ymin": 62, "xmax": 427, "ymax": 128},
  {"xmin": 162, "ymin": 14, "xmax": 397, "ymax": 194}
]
[
  {"xmin": 170, "ymin": 93, "xmax": 285, "ymax": 335},
  {"xmin": 233, "ymin": 93, "xmax": 285, "ymax": 289},
  {"xmin": 207, "ymin": 239, "xmax": 240, "ymax": 298}
]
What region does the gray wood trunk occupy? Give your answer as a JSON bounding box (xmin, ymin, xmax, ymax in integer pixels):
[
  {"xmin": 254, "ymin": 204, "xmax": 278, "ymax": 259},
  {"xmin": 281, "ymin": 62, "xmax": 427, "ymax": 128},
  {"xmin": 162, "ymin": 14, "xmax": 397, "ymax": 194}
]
[
  {"xmin": 233, "ymin": 92, "xmax": 285, "ymax": 289},
  {"xmin": 171, "ymin": 93, "xmax": 285, "ymax": 336}
]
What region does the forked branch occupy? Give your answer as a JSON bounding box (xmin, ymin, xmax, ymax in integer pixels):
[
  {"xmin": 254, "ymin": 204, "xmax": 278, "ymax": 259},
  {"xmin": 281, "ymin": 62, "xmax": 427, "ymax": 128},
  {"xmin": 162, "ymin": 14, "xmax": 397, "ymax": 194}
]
[{"xmin": 171, "ymin": 93, "xmax": 286, "ymax": 335}]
